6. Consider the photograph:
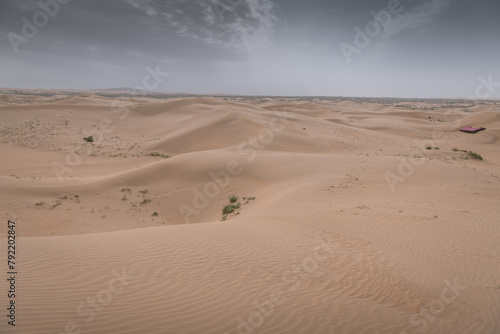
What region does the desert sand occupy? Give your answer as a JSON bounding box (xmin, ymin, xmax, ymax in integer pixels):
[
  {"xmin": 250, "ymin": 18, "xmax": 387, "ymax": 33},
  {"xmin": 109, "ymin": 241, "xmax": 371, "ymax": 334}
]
[{"xmin": 0, "ymin": 94, "xmax": 499, "ymax": 333}]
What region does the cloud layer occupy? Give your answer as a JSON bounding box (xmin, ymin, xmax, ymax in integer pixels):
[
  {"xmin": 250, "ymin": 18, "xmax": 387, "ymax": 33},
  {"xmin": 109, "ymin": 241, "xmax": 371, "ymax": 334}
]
[
  {"xmin": 127, "ymin": 0, "xmax": 278, "ymax": 52},
  {"xmin": 384, "ymin": 0, "xmax": 452, "ymax": 37}
]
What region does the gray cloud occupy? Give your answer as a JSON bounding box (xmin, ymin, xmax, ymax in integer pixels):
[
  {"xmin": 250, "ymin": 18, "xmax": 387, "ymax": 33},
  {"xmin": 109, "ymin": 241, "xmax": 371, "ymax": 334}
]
[
  {"xmin": 127, "ymin": 0, "xmax": 278, "ymax": 53},
  {"xmin": 384, "ymin": 0, "xmax": 452, "ymax": 37}
]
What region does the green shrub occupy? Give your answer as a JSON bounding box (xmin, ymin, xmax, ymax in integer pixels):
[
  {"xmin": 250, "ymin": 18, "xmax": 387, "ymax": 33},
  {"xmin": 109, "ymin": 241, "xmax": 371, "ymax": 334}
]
[
  {"xmin": 149, "ymin": 152, "xmax": 171, "ymax": 159},
  {"xmin": 222, "ymin": 204, "xmax": 238, "ymax": 214},
  {"xmin": 83, "ymin": 136, "xmax": 94, "ymax": 143},
  {"xmin": 467, "ymin": 151, "xmax": 483, "ymax": 160},
  {"xmin": 51, "ymin": 200, "xmax": 62, "ymax": 209},
  {"xmin": 229, "ymin": 195, "xmax": 238, "ymax": 203}
]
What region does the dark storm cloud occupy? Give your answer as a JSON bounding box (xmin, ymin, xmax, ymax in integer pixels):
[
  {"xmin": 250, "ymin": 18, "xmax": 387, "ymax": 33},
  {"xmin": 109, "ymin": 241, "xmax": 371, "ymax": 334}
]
[{"xmin": 1, "ymin": 0, "xmax": 499, "ymax": 97}]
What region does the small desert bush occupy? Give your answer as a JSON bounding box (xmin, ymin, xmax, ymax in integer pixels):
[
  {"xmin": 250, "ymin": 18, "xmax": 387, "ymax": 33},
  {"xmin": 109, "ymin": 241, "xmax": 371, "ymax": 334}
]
[
  {"xmin": 148, "ymin": 152, "xmax": 171, "ymax": 159},
  {"xmin": 51, "ymin": 200, "xmax": 62, "ymax": 209},
  {"xmin": 222, "ymin": 203, "xmax": 240, "ymax": 215},
  {"xmin": 221, "ymin": 195, "xmax": 255, "ymax": 219},
  {"xmin": 244, "ymin": 196, "xmax": 256, "ymax": 203},
  {"xmin": 83, "ymin": 136, "xmax": 94, "ymax": 143},
  {"xmin": 467, "ymin": 151, "xmax": 483, "ymax": 161}
]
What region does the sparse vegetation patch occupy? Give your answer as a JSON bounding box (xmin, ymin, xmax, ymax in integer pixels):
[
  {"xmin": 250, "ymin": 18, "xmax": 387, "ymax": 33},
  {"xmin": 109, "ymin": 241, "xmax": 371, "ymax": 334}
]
[
  {"xmin": 467, "ymin": 151, "xmax": 483, "ymax": 161},
  {"xmin": 140, "ymin": 198, "xmax": 151, "ymax": 205},
  {"xmin": 222, "ymin": 203, "xmax": 239, "ymax": 215},
  {"xmin": 148, "ymin": 152, "xmax": 171, "ymax": 159},
  {"xmin": 51, "ymin": 200, "xmax": 62, "ymax": 209},
  {"xmin": 221, "ymin": 195, "xmax": 256, "ymax": 220},
  {"xmin": 453, "ymin": 148, "xmax": 484, "ymax": 161}
]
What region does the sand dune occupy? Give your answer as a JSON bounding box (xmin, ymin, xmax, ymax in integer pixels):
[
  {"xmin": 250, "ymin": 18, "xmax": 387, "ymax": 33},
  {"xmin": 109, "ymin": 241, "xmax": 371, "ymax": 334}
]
[{"xmin": 0, "ymin": 96, "xmax": 499, "ymax": 333}]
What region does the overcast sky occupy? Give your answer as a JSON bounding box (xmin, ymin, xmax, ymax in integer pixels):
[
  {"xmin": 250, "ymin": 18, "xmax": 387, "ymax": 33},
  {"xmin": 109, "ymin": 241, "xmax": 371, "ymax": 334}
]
[{"xmin": 1, "ymin": 0, "xmax": 499, "ymax": 98}]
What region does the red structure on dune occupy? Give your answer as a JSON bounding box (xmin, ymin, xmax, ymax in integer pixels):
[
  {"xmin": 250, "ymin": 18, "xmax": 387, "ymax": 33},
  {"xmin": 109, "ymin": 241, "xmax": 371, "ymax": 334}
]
[{"xmin": 460, "ymin": 126, "xmax": 486, "ymax": 133}]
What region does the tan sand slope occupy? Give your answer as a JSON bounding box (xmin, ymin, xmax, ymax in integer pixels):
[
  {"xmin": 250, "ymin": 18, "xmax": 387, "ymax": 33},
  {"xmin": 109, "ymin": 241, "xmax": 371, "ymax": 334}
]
[{"xmin": 0, "ymin": 96, "xmax": 499, "ymax": 333}]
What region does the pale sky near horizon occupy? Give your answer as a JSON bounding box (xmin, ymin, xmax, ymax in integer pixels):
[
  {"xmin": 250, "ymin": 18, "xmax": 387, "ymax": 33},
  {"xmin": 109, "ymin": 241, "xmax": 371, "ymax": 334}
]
[{"xmin": 1, "ymin": 0, "xmax": 499, "ymax": 98}]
